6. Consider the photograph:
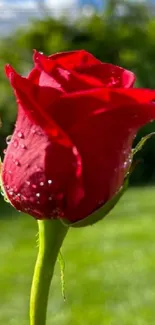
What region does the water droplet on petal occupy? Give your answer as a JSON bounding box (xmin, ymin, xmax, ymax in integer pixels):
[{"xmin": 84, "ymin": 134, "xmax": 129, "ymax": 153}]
[
  {"xmin": 17, "ymin": 131, "xmax": 24, "ymax": 138},
  {"xmin": 123, "ymin": 161, "xmax": 128, "ymax": 168},
  {"xmin": 13, "ymin": 139, "xmax": 18, "ymax": 148},
  {"xmin": 6, "ymin": 135, "xmax": 12, "ymax": 145},
  {"xmin": 3, "ymin": 149, "xmax": 7, "ymax": 154},
  {"xmin": 32, "ymin": 184, "xmax": 37, "ymax": 189},
  {"xmin": 32, "ymin": 129, "xmax": 36, "ymax": 134},
  {"xmin": 14, "ymin": 160, "xmax": 20, "ymax": 166},
  {"xmin": 48, "ymin": 196, "xmax": 52, "ymax": 201},
  {"xmin": 40, "ymin": 182, "xmax": 44, "ymax": 186},
  {"xmin": 20, "ymin": 143, "xmax": 26, "ymax": 149},
  {"xmin": 48, "ymin": 180, "xmax": 52, "ymax": 185},
  {"xmin": 36, "ymin": 193, "xmax": 40, "ymax": 197},
  {"xmin": 26, "ymin": 181, "xmax": 31, "ymax": 186}
]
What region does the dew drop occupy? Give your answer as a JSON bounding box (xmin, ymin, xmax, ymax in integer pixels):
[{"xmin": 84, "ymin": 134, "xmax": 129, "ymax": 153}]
[
  {"xmin": 25, "ymin": 207, "xmax": 30, "ymax": 212},
  {"xmin": 26, "ymin": 181, "xmax": 31, "ymax": 186},
  {"xmin": 48, "ymin": 196, "xmax": 52, "ymax": 201},
  {"xmin": 36, "ymin": 193, "xmax": 40, "ymax": 197},
  {"xmin": 3, "ymin": 149, "xmax": 6, "ymax": 154},
  {"xmin": 17, "ymin": 131, "xmax": 24, "ymax": 138},
  {"xmin": 13, "ymin": 139, "xmax": 18, "ymax": 148},
  {"xmin": 32, "ymin": 184, "xmax": 37, "ymax": 189},
  {"xmin": 123, "ymin": 161, "xmax": 128, "ymax": 168},
  {"xmin": 6, "ymin": 135, "xmax": 12, "ymax": 145},
  {"xmin": 36, "ymin": 167, "xmax": 41, "ymax": 172},
  {"xmin": 48, "ymin": 180, "xmax": 52, "ymax": 185},
  {"xmin": 21, "ymin": 143, "xmax": 26, "ymax": 149},
  {"xmin": 14, "ymin": 160, "xmax": 20, "ymax": 166},
  {"xmin": 40, "ymin": 182, "xmax": 44, "ymax": 186},
  {"xmin": 32, "ymin": 129, "xmax": 36, "ymax": 134},
  {"xmin": 9, "ymin": 191, "xmax": 13, "ymax": 196}
]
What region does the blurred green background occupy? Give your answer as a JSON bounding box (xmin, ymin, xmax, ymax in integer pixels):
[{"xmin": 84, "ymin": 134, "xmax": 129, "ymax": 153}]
[
  {"xmin": 1, "ymin": 1, "xmax": 155, "ymax": 324},
  {"xmin": 1, "ymin": 189, "xmax": 155, "ymax": 325}
]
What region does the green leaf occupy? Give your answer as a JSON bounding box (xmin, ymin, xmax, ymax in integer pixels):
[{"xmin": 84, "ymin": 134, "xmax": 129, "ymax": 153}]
[{"xmin": 132, "ymin": 132, "xmax": 155, "ymax": 158}]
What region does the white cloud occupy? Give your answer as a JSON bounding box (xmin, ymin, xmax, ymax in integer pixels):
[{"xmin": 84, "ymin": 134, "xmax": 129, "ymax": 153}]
[
  {"xmin": 0, "ymin": 0, "xmax": 78, "ymax": 35},
  {"xmin": 45, "ymin": 0, "xmax": 77, "ymax": 9}
]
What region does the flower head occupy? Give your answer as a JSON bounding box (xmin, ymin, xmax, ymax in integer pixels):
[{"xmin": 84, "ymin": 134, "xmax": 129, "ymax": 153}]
[{"xmin": 2, "ymin": 50, "xmax": 155, "ymax": 222}]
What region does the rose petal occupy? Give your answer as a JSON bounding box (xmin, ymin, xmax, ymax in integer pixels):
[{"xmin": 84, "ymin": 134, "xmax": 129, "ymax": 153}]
[
  {"xmin": 33, "ymin": 50, "xmax": 104, "ymax": 91},
  {"xmin": 49, "ymin": 49, "xmax": 135, "ymax": 88},
  {"xmin": 50, "ymin": 88, "xmax": 155, "ymax": 132},
  {"xmin": 49, "ymin": 49, "xmax": 101, "ymax": 69},
  {"xmin": 75, "ymin": 63, "xmax": 135, "ymax": 88},
  {"xmin": 2, "ymin": 107, "xmax": 84, "ymax": 219},
  {"xmin": 28, "ymin": 67, "xmax": 40, "ymax": 84},
  {"xmin": 64, "ymin": 103, "xmax": 155, "ymax": 221},
  {"xmin": 5, "ymin": 65, "xmax": 72, "ymax": 148}
]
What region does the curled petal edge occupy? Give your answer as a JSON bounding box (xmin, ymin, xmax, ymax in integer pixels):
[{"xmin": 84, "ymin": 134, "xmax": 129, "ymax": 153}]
[{"xmin": 5, "ymin": 64, "xmax": 74, "ymax": 148}]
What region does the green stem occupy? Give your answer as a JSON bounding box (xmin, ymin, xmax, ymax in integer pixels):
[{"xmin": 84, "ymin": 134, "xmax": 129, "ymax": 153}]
[{"xmin": 30, "ymin": 219, "xmax": 68, "ymax": 325}]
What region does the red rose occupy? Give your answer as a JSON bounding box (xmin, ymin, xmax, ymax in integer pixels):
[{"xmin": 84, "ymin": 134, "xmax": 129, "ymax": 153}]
[{"xmin": 2, "ymin": 50, "xmax": 155, "ymax": 222}]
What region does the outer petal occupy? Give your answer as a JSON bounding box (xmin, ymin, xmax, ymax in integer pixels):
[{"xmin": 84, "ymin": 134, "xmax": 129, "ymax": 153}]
[
  {"xmin": 33, "ymin": 51, "xmax": 104, "ymax": 92},
  {"xmin": 75, "ymin": 62, "xmax": 135, "ymax": 88},
  {"xmin": 2, "ymin": 106, "xmax": 84, "ymax": 219},
  {"xmin": 49, "ymin": 50, "xmax": 101, "ymax": 69},
  {"xmin": 6, "ymin": 68, "xmax": 155, "ymax": 145},
  {"xmin": 5, "ymin": 65, "xmax": 70, "ymax": 147},
  {"xmin": 33, "ymin": 50, "xmax": 135, "ymax": 91},
  {"xmin": 3, "ymin": 67, "xmax": 84, "ymax": 219},
  {"xmin": 48, "ymin": 50, "xmax": 135, "ymax": 88},
  {"xmin": 64, "ymin": 103, "xmax": 155, "ymax": 221},
  {"xmin": 50, "ymin": 88, "xmax": 155, "ymax": 132}
]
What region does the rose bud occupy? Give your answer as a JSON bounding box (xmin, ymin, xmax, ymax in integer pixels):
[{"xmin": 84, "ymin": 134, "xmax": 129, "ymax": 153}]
[{"xmin": 1, "ymin": 50, "xmax": 155, "ymax": 225}]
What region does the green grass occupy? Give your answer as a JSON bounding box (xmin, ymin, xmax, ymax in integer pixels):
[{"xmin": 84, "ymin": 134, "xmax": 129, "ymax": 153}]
[{"xmin": 1, "ymin": 188, "xmax": 155, "ymax": 325}]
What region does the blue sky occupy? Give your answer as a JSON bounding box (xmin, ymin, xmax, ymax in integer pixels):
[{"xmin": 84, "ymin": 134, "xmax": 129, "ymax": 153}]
[{"xmin": 0, "ymin": 0, "xmax": 152, "ymax": 36}]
